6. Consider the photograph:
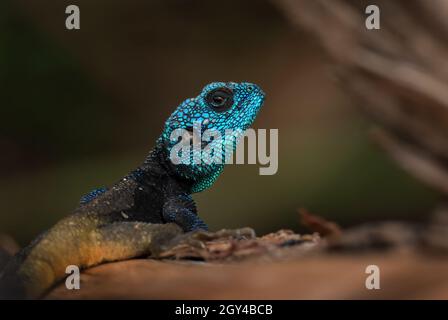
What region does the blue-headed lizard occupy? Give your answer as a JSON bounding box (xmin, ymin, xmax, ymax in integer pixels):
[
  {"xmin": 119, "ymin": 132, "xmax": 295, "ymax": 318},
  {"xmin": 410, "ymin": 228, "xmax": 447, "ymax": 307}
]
[{"xmin": 0, "ymin": 82, "xmax": 265, "ymax": 298}]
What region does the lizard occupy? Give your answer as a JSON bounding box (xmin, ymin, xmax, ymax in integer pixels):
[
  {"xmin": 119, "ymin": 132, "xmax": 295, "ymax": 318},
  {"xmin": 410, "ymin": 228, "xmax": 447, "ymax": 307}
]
[{"xmin": 0, "ymin": 81, "xmax": 265, "ymax": 299}]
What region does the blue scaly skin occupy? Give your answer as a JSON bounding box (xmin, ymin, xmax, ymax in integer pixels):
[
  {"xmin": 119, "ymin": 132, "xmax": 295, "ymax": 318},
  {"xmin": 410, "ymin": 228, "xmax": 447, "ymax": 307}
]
[{"xmin": 0, "ymin": 82, "xmax": 265, "ymax": 298}]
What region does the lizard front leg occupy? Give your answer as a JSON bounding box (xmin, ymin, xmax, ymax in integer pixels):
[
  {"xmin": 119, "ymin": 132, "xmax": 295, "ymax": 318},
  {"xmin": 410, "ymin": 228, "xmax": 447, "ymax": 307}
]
[{"xmin": 163, "ymin": 194, "xmax": 208, "ymax": 232}]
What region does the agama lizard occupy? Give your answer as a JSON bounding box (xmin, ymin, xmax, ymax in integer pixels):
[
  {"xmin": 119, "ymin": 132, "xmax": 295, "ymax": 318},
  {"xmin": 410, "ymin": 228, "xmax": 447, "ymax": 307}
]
[{"xmin": 0, "ymin": 82, "xmax": 265, "ymax": 299}]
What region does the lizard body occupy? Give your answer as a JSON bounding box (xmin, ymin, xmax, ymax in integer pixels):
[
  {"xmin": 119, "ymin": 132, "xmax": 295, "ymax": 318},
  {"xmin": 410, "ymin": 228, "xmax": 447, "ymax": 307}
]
[{"xmin": 0, "ymin": 82, "xmax": 265, "ymax": 298}]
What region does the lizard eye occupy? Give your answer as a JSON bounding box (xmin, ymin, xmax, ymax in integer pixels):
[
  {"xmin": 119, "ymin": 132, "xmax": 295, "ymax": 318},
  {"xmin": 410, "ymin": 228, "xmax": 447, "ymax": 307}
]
[{"xmin": 206, "ymin": 87, "xmax": 234, "ymax": 112}]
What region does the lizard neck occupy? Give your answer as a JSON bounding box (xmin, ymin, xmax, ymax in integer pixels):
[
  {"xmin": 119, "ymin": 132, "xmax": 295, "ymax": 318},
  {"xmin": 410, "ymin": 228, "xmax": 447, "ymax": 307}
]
[
  {"xmin": 139, "ymin": 137, "xmax": 223, "ymax": 194},
  {"xmin": 135, "ymin": 140, "xmax": 194, "ymax": 193}
]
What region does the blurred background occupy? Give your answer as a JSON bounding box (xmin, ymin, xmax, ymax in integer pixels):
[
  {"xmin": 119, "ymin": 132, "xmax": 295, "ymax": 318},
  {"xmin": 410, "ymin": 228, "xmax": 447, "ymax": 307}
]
[{"xmin": 0, "ymin": 0, "xmax": 439, "ymax": 246}]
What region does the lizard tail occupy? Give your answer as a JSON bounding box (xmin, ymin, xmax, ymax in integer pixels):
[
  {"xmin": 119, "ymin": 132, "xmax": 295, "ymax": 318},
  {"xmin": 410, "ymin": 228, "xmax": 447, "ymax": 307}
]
[
  {"xmin": 0, "ymin": 234, "xmax": 24, "ymax": 299},
  {"xmin": 0, "ymin": 249, "xmax": 12, "ymax": 272},
  {"xmin": 0, "ymin": 213, "xmax": 182, "ymax": 299},
  {"xmin": 0, "ymin": 234, "xmax": 20, "ymax": 271}
]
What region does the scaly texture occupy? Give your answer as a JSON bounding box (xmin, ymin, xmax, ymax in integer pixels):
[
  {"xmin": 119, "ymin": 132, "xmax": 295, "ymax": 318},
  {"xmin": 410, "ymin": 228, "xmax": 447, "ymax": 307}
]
[{"xmin": 0, "ymin": 82, "xmax": 265, "ymax": 298}]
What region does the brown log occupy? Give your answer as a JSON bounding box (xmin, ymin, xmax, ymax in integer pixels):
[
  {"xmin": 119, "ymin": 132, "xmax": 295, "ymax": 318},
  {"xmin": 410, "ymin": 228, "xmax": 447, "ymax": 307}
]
[{"xmin": 47, "ymin": 253, "xmax": 448, "ymax": 299}]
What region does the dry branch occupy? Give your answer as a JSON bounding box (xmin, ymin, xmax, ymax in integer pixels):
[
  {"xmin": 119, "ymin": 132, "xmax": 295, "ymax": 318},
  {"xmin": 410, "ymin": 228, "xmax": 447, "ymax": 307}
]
[{"xmin": 274, "ymin": 0, "xmax": 448, "ymax": 196}]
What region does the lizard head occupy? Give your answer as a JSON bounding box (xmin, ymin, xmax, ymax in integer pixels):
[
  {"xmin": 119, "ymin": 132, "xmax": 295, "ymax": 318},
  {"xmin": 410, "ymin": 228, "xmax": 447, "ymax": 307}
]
[{"xmin": 160, "ymin": 82, "xmax": 265, "ymax": 192}]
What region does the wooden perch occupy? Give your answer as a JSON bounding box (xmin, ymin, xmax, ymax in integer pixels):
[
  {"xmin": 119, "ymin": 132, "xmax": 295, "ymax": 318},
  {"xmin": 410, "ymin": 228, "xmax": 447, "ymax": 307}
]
[
  {"xmin": 47, "ymin": 253, "xmax": 448, "ymax": 299},
  {"xmin": 47, "ymin": 211, "xmax": 448, "ymax": 299}
]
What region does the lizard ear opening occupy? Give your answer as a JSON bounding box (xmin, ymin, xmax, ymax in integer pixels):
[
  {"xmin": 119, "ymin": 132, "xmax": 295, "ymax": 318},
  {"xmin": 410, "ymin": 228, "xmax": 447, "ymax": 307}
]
[{"xmin": 205, "ymin": 87, "xmax": 234, "ymax": 112}]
